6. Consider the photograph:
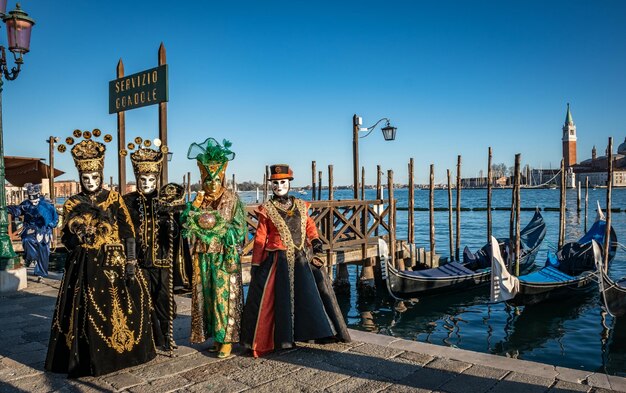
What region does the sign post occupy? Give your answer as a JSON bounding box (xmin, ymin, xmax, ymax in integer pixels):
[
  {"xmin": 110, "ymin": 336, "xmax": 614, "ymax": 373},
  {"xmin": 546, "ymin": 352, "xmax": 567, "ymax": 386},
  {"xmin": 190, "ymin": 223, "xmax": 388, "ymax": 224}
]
[{"xmin": 110, "ymin": 43, "xmax": 169, "ymax": 193}]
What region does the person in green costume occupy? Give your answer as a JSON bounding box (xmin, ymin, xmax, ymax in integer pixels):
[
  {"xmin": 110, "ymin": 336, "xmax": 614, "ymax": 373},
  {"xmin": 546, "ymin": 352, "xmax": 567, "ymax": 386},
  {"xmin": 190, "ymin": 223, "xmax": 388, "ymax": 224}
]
[{"xmin": 181, "ymin": 138, "xmax": 246, "ymax": 358}]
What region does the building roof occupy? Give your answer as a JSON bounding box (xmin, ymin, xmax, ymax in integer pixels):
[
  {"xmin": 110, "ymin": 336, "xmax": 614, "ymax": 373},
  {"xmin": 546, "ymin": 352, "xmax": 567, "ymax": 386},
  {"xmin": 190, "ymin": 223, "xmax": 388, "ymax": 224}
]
[
  {"xmin": 565, "ymin": 103, "xmax": 574, "ymax": 126},
  {"xmin": 4, "ymin": 156, "xmax": 65, "ymax": 187},
  {"xmin": 574, "ymin": 153, "xmax": 626, "ymax": 173},
  {"xmin": 618, "ymin": 137, "xmax": 626, "ymax": 155}
]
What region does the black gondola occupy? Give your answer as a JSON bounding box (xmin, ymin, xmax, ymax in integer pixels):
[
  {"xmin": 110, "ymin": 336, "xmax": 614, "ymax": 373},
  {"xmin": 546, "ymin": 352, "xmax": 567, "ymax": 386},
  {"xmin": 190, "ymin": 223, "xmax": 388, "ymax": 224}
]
[
  {"xmin": 597, "ymin": 254, "xmax": 626, "ymax": 317},
  {"xmin": 382, "ymin": 209, "xmax": 546, "ymax": 300},
  {"xmin": 492, "ymin": 208, "xmax": 617, "ymax": 306}
]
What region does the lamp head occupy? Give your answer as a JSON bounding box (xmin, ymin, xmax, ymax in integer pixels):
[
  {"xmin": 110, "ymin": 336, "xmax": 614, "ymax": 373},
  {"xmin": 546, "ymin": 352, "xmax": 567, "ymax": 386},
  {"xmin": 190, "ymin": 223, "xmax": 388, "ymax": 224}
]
[
  {"xmin": 381, "ymin": 121, "xmax": 397, "ymax": 141},
  {"xmin": 3, "ymin": 3, "xmax": 35, "ymax": 55}
]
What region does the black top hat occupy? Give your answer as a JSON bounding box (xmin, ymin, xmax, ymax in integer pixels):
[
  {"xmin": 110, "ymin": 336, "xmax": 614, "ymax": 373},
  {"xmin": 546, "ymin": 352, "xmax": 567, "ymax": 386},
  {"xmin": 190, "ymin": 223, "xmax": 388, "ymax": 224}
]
[{"xmin": 269, "ymin": 164, "xmax": 294, "ymax": 180}]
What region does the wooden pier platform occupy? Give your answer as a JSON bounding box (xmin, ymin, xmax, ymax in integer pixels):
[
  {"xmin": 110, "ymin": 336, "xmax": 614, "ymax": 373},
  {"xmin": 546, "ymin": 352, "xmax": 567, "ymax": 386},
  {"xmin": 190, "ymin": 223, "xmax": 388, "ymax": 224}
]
[{"xmin": 1, "ymin": 273, "xmax": 624, "ymax": 392}]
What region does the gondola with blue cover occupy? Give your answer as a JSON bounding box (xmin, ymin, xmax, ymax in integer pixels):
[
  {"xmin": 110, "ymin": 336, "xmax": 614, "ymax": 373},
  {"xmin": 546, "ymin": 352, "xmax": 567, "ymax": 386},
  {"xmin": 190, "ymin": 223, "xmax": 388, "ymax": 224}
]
[
  {"xmin": 492, "ymin": 206, "xmax": 617, "ymax": 306},
  {"xmin": 383, "ymin": 209, "xmax": 546, "ymax": 300}
]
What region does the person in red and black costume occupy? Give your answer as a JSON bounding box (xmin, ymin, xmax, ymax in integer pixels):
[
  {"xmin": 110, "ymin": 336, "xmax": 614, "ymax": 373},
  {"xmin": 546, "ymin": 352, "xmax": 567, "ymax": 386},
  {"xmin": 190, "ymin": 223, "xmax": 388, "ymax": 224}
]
[{"xmin": 240, "ymin": 164, "xmax": 350, "ymax": 357}]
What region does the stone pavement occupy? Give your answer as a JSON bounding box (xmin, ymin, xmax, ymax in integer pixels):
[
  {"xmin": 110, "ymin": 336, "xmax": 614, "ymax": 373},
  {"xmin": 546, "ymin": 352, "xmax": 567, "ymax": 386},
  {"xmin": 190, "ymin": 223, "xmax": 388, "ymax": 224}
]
[{"xmin": 1, "ymin": 273, "xmax": 626, "ymax": 393}]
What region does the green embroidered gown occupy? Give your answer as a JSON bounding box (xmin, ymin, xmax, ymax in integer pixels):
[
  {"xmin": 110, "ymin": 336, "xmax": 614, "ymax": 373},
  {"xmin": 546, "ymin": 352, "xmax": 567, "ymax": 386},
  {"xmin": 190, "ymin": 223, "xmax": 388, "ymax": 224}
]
[{"xmin": 182, "ymin": 189, "xmax": 246, "ymax": 344}]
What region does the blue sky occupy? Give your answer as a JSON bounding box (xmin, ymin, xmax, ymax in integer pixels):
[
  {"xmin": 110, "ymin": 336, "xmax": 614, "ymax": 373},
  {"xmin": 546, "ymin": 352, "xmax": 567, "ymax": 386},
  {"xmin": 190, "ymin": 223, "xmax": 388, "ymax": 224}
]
[{"xmin": 3, "ymin": 0, "xmax": 626, "ymax": 187}]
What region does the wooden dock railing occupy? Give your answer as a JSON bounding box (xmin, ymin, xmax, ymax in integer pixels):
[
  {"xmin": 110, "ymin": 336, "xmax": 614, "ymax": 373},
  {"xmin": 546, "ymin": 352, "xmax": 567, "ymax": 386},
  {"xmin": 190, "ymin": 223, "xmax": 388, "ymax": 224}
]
[{"xmin": 242, "ymin": 199, "xmax": 392, "ymax": 266}]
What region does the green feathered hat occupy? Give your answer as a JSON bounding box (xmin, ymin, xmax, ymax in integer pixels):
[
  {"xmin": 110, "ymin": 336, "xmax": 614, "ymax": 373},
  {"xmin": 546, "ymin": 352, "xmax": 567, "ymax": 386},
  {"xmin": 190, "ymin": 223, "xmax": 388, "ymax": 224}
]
[{"xmin": 187, "ymin": 138, "xmax": 235, "ymax": 180}]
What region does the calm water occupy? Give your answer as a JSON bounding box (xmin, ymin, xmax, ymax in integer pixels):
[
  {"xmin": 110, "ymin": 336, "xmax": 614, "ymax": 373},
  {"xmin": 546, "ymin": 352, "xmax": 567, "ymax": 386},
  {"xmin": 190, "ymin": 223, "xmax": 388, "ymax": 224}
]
[{"xmin": 241, "ymin": 187, "xmax": 626, "ymax": 376}]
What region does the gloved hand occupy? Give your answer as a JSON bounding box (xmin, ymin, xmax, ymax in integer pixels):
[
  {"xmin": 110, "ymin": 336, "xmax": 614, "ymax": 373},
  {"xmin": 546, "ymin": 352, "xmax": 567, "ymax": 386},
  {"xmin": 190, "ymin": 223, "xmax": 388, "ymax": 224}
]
[
  {"xmin": 310, "ymin": 256, "xmax": 324, "ymax": 269},
  {"xmin": 311, "ymin": 238, "xmax": 324, "ymax": 254},
  {"xmin": 76, "ymin": 225, "xmax": 96, "ymax": 245},
  {"xmin": 192, "ymin": 191, "xmax": 205, "ymax": 208}
]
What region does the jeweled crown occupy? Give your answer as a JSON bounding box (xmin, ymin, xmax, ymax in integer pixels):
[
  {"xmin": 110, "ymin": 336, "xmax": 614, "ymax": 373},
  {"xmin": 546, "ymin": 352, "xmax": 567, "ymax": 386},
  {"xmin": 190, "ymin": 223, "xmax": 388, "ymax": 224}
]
[
  {"xmin": 57, "ymin": 129, "xmax": 112, "ymax": 173},
  {"xmin": 120, "ymin": 136, "xmax": 169, "ymax": 177}
]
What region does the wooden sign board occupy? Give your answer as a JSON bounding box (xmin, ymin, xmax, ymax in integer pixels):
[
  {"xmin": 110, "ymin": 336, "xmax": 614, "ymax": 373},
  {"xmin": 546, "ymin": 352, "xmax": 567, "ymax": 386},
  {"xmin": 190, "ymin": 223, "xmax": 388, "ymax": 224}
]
[{"xmin": 109, "ymin": 64, "xmax": 168, "ymax": 113}]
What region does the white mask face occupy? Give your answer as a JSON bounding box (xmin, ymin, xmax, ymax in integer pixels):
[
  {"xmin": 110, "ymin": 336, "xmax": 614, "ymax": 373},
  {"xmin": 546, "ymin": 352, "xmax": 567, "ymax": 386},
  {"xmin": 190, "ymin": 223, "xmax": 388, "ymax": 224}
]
[
  {"xmin": 272, "ymin": 179, "xmax": 290, "ymax": 197},
  {"xmin": 139, "ymin": 174, "xmax": 158, "ymax": 195},
  {"xmin": 81, "ymin": 171, "xmax": 102, "ymax": 193},
  {"xmin": 30, "ymin": 198, "xmax": 40, "ymax": 206}
]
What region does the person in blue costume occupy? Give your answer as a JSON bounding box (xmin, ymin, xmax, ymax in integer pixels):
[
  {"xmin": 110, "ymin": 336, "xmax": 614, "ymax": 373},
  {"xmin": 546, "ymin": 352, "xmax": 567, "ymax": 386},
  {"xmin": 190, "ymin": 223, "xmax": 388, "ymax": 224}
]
[{"xmin": 8, "ymin": 183, "xmax": 58, "ymax": 281}]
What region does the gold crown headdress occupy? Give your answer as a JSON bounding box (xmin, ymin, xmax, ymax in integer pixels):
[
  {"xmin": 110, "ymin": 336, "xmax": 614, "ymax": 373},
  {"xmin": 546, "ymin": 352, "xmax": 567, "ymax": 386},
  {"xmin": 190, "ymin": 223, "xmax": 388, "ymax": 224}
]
[
  {"xmin": 120, "ymin": 136, "xmax": 169, "ymax": 176},
  {"xmin": 57, "ymin": 129, "xmax": 112, "ymax": 173}
]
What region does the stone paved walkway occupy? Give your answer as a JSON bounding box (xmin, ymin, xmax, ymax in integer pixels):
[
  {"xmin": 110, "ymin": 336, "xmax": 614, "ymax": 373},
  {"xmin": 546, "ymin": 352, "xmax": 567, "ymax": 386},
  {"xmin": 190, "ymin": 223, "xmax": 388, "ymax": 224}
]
[{"xmin": 1, "ymin": 273, "xmax": 625, "ymax": 393}]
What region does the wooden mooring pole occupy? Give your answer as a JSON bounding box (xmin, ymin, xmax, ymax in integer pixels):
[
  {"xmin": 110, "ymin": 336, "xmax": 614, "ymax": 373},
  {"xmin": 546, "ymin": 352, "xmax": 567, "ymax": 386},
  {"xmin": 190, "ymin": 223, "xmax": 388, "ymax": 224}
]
[
  {"xmin": 558, "ymin": 159, "xmax": 566, "ymax": 249},
  {"xmin": 514, "ymin": 154, "xmax": 521, "ymax": 276},
  {"xmin": 604, "ymin": 137, "xmax": 613, "ymax": 272},
  {"xmin": 487, "ymin": 147, "xmax": 492, "ymax": 243},
  {"xmin": 187, "ymin": 172, "xmax": 191, "ymax": 203},
  {"xmin": 361, "ymin": 166, "xmax": 365, "ymax": 200},
  {"xmin": 447, "ymin": 169, "xmax": 454, "ymax": 261},
  {"xmin": 455, "ymin": 155, "xmax": 461, "ymax": 261},
  {"xmin": 263, "ymin": 165, "xmax": 269, "ymax": 202},
  {"xmin": 327, "ymin": 165, "xmax": 334, "ymax": 279},
  {"xmin": 407, "ymin": 158, "xmax": 415, "ymax": 268},
  {"xmin": 509, "ymin": 163, "xmax": 516, "ymax": 244},
  {"xmin": 311, "ymin": 161, "xmax": 317, "ymax": 201},
  {"xmin": 358, "ymin": 165, "xmax": 376, "ymax": 293},
  {"xmin": 388, "ymin": 169, "xmax": 397, "ymax": 269},
  {"xmin": 577, "ymin": 181, "xmax": 581, "ymax": 213},
  {"xmin": 335, "ymin": 166, "xmax": 352, "ymax": 292},
  {"xmin": 318, "ymin": 171, "xmax": 322, "ymax": 201},
  {"xmin": 430, "ymin": 164, "xmax": 436, "ymax": 267},
  {"xmin": 584, "ymin": 177, "xmax": 589, "ymax": 232},
  {"xmin": 376, "ymin": 165, "xmax": 382, "ymax": 237}
]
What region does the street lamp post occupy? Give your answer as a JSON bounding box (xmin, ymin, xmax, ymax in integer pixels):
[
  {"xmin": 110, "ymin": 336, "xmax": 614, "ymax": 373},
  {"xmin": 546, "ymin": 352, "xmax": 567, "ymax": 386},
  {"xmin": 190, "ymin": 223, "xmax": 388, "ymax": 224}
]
[
  {"xmin": 0, "ymin": 2, "xmax": 35, "ymax": 275},
  {"xmin": 348, "ymin": 114, "xmax": 396, "ymax": 294},
  {"xmin": 352, "ymin": 114, "xmax": 397, "ymax": 199},
  {"xmin": 46, "ymin": 136, "xmax": 58, "ymax": 202}
]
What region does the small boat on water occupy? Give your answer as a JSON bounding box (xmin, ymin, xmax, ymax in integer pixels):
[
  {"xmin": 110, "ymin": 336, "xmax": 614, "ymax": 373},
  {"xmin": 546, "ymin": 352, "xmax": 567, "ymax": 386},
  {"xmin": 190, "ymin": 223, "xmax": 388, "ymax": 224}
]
[
  {"xmin": 382, "ymin": 209, "xmax": 546, "ymax": 300},
  {"xmin": 491, "ymin": 205, "xmax": 617, "ymax": 306},
  {"xmin": 597, "ymin": 252, "xmax": 626, "ymax": 317}
]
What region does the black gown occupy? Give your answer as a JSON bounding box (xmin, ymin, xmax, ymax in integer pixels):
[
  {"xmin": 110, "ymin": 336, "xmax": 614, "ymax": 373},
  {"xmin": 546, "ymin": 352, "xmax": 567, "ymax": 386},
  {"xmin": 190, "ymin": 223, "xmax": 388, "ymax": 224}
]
[
  {"xmin": 124, "ymin": 191, "xmax": 188, "ymax": 347},
  {"xmin": 45, "ymin": 190, "xmax": 156, "ymax": 377}
]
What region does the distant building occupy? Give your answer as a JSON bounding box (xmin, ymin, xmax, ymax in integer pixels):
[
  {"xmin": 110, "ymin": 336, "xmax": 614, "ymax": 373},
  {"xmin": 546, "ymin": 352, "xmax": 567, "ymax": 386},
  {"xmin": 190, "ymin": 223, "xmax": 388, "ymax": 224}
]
[
  {"xmin": 562, "ymin": 103, "xmax": 577, "ymax": 169},
  {"xmin": 529, "ymin": 169, "xmax": 560, "ymax": 187},
  {"xmin": 54, "ymin": 180, "xmax": 80, "ymax": 198},
  {"xmin": 562, "ymin": 104, "xmax": 577, "ymax": 188},
  {"xmin": 573, "ymin": 138, "xmax": 626, "ymax": 187}
]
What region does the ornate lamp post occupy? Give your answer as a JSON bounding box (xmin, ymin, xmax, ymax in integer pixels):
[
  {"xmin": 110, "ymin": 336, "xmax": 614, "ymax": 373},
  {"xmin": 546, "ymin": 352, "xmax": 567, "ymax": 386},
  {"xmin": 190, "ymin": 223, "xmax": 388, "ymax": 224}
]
[
  {"xmin": 0, "ymin": 2, "xmax": 35, "ymax": 274},
  {"xmin": 352, "ymin": 114, "xmax": 397, "ymax": 199}
]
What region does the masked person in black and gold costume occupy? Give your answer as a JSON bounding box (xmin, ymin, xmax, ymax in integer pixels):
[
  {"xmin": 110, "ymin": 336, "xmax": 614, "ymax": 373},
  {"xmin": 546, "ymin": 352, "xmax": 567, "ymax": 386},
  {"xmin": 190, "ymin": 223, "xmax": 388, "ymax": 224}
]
[
  {"xmin": 45, "ymin": 130, "xmax": 155, "ymax": 378},
  {"xmin": 181, "ymin": 138, "xmax": 246, "ymax": 358},
  {"xmin": 122, "ymin": 137, "xmax": 188, "ymax": 353}
]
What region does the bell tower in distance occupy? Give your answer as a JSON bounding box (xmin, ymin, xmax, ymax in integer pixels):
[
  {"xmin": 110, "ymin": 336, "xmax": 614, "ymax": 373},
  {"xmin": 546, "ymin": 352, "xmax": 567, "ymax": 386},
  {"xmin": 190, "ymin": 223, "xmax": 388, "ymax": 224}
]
[{"xmin": 562, "ymin": 103, "xmax": 577, "ymax": 169}]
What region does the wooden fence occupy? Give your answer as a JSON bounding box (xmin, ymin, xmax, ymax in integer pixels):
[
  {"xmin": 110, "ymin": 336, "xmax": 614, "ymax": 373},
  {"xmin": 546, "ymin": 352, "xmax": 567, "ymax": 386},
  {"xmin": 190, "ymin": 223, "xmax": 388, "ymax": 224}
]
[{"xmin": 242, "ymin": 199, "xmax": 392, "ymax": 264}]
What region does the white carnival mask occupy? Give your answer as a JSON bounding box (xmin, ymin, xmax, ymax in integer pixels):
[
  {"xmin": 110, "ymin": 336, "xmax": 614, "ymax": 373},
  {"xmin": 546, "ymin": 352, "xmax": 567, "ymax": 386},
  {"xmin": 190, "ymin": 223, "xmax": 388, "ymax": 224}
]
[
  {"xmin": 272, "ymin": 179, "xmax": 290, "ymax": 197},
  {"xmin": 81, "ymin": 171, "xmax": 102, "ymax": 193},
  {"xmin": 30, "ymin": 198, "xmax": 40, "ymax": 206},
  {"xmin": 138, "ymin": 174, "xmax": 158, "ymax": 195}
]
